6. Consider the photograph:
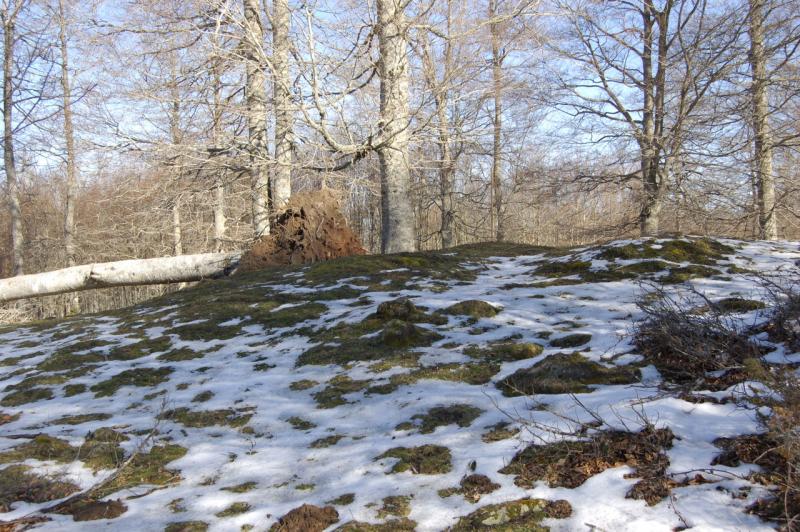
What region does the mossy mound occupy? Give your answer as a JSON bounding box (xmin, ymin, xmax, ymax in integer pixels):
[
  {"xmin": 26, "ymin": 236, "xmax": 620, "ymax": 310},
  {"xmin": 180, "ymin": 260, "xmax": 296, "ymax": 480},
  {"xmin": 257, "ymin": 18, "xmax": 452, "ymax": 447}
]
[
  {"xmin": 298, "ymin": 300, "xmax": 444, "ymax": 367},
  {"xmin": 450, "ymin": 498, "xmax": 572, "ymax": 531},
  {"xmin": 164, "ymin": 522, "xmax": 209, "ymax": 532},
  {"xmin": 90, "ymin": 367, "xmax": 173, "ymax": 397},
  {"xmin": 313, "ymin": 375, "xmax": 372, "ymax": 408},
  {"xmin": 406, "ymin": 404, "xmax": 484, "ymax": 434},
  {"xmin": 549, "ymin": 333, "xmax": 591, "ymax": 349},
  {"xmin": 500, "ymin": 427, "xmax": 675, "ymax": 504},
  {"xmin": 438, "ymin": 474, "xmax": 500, "ymax": 503},
  {"xmin": 287, "ymin": 416, "xmax": 317, "ymax": 430},
  {"xmin": 444, "ymin": 300, "xmax": 500, "ymax": 319},
  {"xmin": 497, "ymin": 352, "xmax": 638, "ymax": 396},
  {"xmin": 0, "ymin": 435, "xmax": 75, "ymax": 464},
  {"xmin": 534, "ymin": 260, "xmax": 591, "ymax": 278},
  {"xmin": 0, "ymin": 465, "xmax": 79, "ymax": 511},
  {"xmin": 598, "ymin": 238, "xmax": 733, "ymax": 264},
  {"xmin": 377, "ymin": 495, "xmax": 412, "ymax": 518},
  {"xmin": 1, "ymin": 386, "xmax": 54, "ymax": 406},
  {"xmin": 161, "ymin": 407, "xmax": 253, "ymax": 428},
  {"xmin": 376, "ymin": 445, "xmax": 452, "ymax": 475},
  {"xmin": 51, "ymin": 412, "xmax": 112, "ymax": 425},
  {"xmin": 661, "ymin": 265, "xmax": 721, "ymax": 284},
  {"xmin": 713, "ymin": 298, "xmax": 766, "ymax": 313},
  {"xmin": 482, "ymin": 421, "xmax": 520, "ymax": 443},
  {"xmin": 464, "ymin": 342, "xmax": 543, "ymax": 363},
  {"xmin": 269, "ymin": 503, "xmax": 339, "ymax": 532},
  {"xmin": 310, "ymin": 435, "xmax": 344, "ymax": 448},
  {"xmin": 220, "ymin": 481, "xmax": 257, "ymax": 493},
  {"xmin": 388, "ymin": 361, "xmax": 500, "ymax": 388},
  {"xmin": 215, "ymin": 501, "xmax": 251, "ymax": 518},
  {"xmin": 94, "ymin": 444, "xmax": 187, "ymax": 498}
]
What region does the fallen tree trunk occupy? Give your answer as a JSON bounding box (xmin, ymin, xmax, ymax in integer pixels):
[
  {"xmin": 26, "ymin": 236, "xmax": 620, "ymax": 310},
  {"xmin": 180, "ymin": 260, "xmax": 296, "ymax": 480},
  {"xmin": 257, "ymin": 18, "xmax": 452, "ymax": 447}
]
[{"xmin": 0, "ymin": 252, "xmax": 241, "ymax": 304}]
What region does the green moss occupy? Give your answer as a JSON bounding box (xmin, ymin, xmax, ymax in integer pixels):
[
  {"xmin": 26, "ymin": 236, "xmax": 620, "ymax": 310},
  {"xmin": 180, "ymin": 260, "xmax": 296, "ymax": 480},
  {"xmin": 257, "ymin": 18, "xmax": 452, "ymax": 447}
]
[
  {"xmin": 377, "ymin": 495, "xmax": 412, "ymax": 518},
  {"xmin": 52, "ymin": 412, "xmax": 112, "ymax": 425},
  {"xmin": 313, "ymin": 375, "xmax": 371, "ymax": 408},
  {"xmin": 94, "ymin": 444, "xmax": 187, "ymax": 498},
  {"xmin": 295, "ymin": 482, "xmax": 316, "ymax": 491},
  {"xmin": 661, "ymin": 265, "xmax": 721, "ymax": 283},
  {"xmin": 287, "ymin": 416, "xmax": 316, "ymax": 430},
  {"xmin": 376, "ymin": 445, "xmax": 452, "ymax": 475},
  {"xmin": 310, "ymin": 435, "xmax": 344, "ymax": 448},
  {"xmin": 534, "ymin": 260, "xmax": 592, "ymax": 278},
  {"xmin": 549, "ymin": 333, "xmax": 592, "ymax": 348},
  {"xmin": 367, "ymin": 352, "xmax": 421, "ymax": 373},
  {"xmin": 598, "ymin": 239, "xmax": 732, "ymax": 265},
  {"xmin": 0, "ymin": 435, "xmax": 75, "ymax": 464},
  {"xmin": 221, "ymin": 481, "xmax": 257, "ymax": 493},
  {"xmin": 162, "ymin": 407, "xmax": 253, "ymax": 428},
  {"xmin": 289, "ymin": 379, "xmax": 318, "ymax": 391},
  {"xmin": 497, "ymin": 352, "xmax": 638, "ymax": 396},
  {"xmin": 482, "ymin": 421, "xmax": 520, "ymax": 443},
  {"xmin": 91, "ymin": 367, "xmax": 173, "ymax": 397},
  {"xmin": 0, "ymin": 386, "xmax": 54, "ymax": 406},
  {"xmin": 464, "ymin": 342, "xmax": 543, "ymax": 363},
  {"xmin": 714, "ymin": 298, "xmax": 766, "ymax": 313},
  {"xmin": 327, "ymin": 493, "xmax": 355, "ymax": 506},
  {"xmin": 444, "ymin": 300, "xmax": 499, "ymax": 319},
  {"xmin": 173, "ymin": 321, "xmax": 243, "ymax": 342},
  {"xmin": 164, "ymin": 522, "xmax": 209, "ymax": 532},
  {"xmin": 6, "ymin": 371, "xmax": 77, "ymax": 391},
  {"xmin": 438, "ymin": 474, "xmax": 500, "ymax": 503},
  {"xmin": 37, "ymin": 351, "xmax": 104, "ymax": 372},
  {"xmin": 390, "ymin": 361, "xmax": 500, "ymax": 388},
  {"xmin": 373, "ymin": 298, "xmax": 447, "ymax": 325},
  {"xmin": 450, "ymin": 498, "xmax": 572, "ymax": 531},
  {"xmin": 0, "ymin": 465, "xmax": 79, "ymax": 511},
  {"xmin": 408, "ymin": 404, "xmax": 484, "ymax": 434},
  {"xmin": 215, "ymin": 502, "xmax": 252, "ymax": 518},
  {"xmin": 63, "ymin": 383, "xmax": 87, "ymax": 396},
  {"xmin": 191, "ymin": 391, "xmax": 214, "ymax": 403},
  {"xmin": 616, "ymin": 260, "xmax": 671, "ymax": 274},
  {"xmin": 158, "ymin": 348, "xmax": 204, "ymax": 362},
  {"xmin": 79, "ymin": 428, "xmax": 128, "ymax": 471}
]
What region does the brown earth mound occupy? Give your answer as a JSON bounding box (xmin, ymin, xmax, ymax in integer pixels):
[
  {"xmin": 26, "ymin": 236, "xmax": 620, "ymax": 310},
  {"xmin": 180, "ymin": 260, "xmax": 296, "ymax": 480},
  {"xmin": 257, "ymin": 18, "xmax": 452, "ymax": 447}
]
[{"xmin": 239, "ymin": 190, "xmax": 365, "ymax": 272}]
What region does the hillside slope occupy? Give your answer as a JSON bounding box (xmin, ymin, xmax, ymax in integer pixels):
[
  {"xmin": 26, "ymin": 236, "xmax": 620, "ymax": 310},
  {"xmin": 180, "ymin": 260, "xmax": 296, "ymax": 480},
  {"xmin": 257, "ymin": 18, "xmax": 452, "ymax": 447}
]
[{"xmin": 0, "ymin": 238, "xmax": 798, "ymax": 531}]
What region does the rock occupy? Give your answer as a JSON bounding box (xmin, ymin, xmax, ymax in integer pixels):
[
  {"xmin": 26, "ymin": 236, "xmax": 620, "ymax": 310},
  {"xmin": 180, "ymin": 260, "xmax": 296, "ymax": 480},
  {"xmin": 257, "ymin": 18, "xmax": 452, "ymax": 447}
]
[
  {"xmin": 450, "ymin": 498, "xmax": 572, "ymax": 531},
  {"xmin": 444, "ymin": 300, "xmax": 500, "ymax": 318},
  {"xmin": 549, "ymin": 333, "xmax": 591, "ymax": 348}
]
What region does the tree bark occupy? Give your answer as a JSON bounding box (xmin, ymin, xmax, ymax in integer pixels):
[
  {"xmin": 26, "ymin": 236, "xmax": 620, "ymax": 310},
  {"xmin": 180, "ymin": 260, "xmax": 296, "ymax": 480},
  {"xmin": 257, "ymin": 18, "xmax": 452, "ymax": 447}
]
[
  {"xmin": 2, "ymin": 7, "xmax": 22, "ymax": 275},
  {"xmin": 58, "ymin": 0, "xmax": 77, "ymax": 269},
  {"xmin": 244, "ymin": 0, "xmax": 270, "ymax": 237},
  {"xmin": 748, "ymin": 0, "xmax": 777, "ymax": 240},
  {"xmin": 211, "ymin": 52, "xmax": 226, "ymax": 252},
  {"xmin": 0, "ymin": 252, "xmax": 241, "ymax": 303},
  {"xmin": 272, "ymin": 0, "xmax": 292, "ymax": 213},
  {"xmin": 172, "ymin": 198, "xmax": 182, "ymax": 255},
  {"xmin": 489, "ymin": 0, "xmax": 504, "ymax": 242},
  {"xmin": 376, "ymin": 0, "xmax": 416, "ymax": 253}
]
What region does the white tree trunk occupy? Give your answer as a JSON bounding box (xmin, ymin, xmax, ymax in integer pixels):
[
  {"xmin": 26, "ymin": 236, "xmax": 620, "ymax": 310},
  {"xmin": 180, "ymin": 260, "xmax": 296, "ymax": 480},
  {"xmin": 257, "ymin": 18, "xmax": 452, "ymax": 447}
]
[
  {"xmin": 244, "ymin": 0, "xmax": 270, "ymax": 237},
  {"xmin": 272, "ymin": 0, "xmax": 292, "ymax": 212},
  {"xmin": 377, "ymin": 0, "xmax": 416, "ymax": 253},
  {"xmin": 3, "ymin": 8, "xmax": 23, "ymax": 275},
  {"xmin": 58, "ymin": 0, "xmax": 77, "ymax": 269},
  {"xmin": 0, "ymin": 252, "xmax": 241, "ymax": 304},
  {"xmin": 748, "ymin": 0, "xmax": 777, "ymax": 240}
]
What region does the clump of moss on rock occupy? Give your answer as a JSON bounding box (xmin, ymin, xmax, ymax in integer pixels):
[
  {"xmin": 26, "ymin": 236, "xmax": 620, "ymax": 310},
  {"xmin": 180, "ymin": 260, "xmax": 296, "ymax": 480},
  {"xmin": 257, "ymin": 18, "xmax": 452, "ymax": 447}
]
[
  {"xmin": 270, "ymin": 503, "xmax": 339, "ymax": 532},
  {"xmin": 451, "ymin": 498, "xmax": 572, "ymax": 531},
  {"xmin": 497, "ymin": 352, "xmax": 638, "ymax": 396},
  {"xmin": 407, "ymin": 404, "xmax": 484, "ymax": 434},
  {"xmin": 90, "ymin": 367, "xmax": 173, "ymax": 397},
  {"xmin": 376, "ymin": 445, "xmax": 452, "ymax": 475}
]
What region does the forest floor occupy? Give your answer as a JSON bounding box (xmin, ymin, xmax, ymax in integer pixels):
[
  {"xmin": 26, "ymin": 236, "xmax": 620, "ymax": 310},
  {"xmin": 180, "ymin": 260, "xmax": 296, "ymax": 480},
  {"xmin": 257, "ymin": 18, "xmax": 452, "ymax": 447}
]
[{"xmin": 0, "ymin": 237, "xmax": 798, "ymax": 531}]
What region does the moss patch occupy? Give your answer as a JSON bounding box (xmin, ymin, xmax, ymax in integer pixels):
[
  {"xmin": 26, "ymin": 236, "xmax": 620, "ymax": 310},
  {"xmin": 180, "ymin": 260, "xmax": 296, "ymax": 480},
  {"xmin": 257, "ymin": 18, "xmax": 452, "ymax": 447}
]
[
  {"xmin": 0, "ymin": 435, "xmax": 75, "ymax": 464},
  {"xmin": 500, "ymin": 427, "xmax": 675, "ymax": 504},
  {"xmin": 162, "ymin": 408, "xmax": 253, "ymax": 428},
  {"xmin": 549, "ymin": 333, "xmax": 591, "ymax": 348},
  {"xmin": 289, "ymin": 379, "xmax": 318, "ymax": 391},
  {"xmin": 714, "ymin": 298, "xmax": 766, "ymax": 313},
  {"xmin": 0, "ymin": 465, "xmax": 79, "ymax": 511},
  {"xmin": 482, "ymin": 421, "xmax": 520, "ymax": 443},
  {"xmin": 376, "ymin": 445, "xmax": 452, "ymax": 475},
  {"xmin": 444, "ymin": 300, "xmax": 500, "ymax": 319},
  {"xmin": 270, "ymin": 503, "xmax": 339, "ymax": 531},
  {"xmin": 313, "ymin": 375, "xmax": 371, "ymax": 408},
  {"xmin": 91, "ymin": 367, "xmax": 173, "ymax": 397},
  {"xmin": 439, "ymin": 474, "xmax": 500, "ymax": 503},
  {"xmin": 464, "ymin": 342, "xmax": 543, "ymax": 363},
  {"xmin": 221, "ymin": 481, "xmax": 257, "ymax": 493},
  {"xmin": 63, "ymin": 384, "xmax": 87, "ymax": 397},
  {"xmin": 1, "ymin": 386, "xmax": 54, "ymax": 406},
  {"xmin": 191, "ymin": 391, "xmax": 214, "ymax": 403},
  {"xmin": 94, "ymin": 443, "xmax": 187, "ymax": 498},
  {"xmin": 287, "ymin": 416, "xmax": 316, "ymax": 430},
  {"xmin": 310, "ymin": 435, "xmax": 344, "ymax": 448},
  {"xmin": 52, "ymin": 412, "xmax": 112, "ymax": 425},
  {"xmin": 535, "ymin": 260, "xmax": 591, "ymax": 278},
  {"xmin": 335, "ymin": 519, "xmax": 416, "ymax": 531},
  {"xmin": 327, "ymin": 493, "xmax": 355, "ymax": 506},
  {"xmin": 497, "ymin": 352, "xmax": 638, "ymax": 396},
  {"xmin": 215, "ymin": 502, "xmax": 251, "ymax": 518},
  {"xmin": 661, "ymin": 265, "xmax": 720, "ymax": 284},
  {"xmin": 377, "ymin": 495, "xmax": 412, "ymax": 519},
  {"xmin": 451, "ymin": 498, "xmax": 572, "ymax": 531},
  {"xmin": 164, "ymin": 522, "xmax": 209, "ymax": 532},
  {"xmin": 407, "ymin": 404, "xmax": 484, "ymax": 434}
]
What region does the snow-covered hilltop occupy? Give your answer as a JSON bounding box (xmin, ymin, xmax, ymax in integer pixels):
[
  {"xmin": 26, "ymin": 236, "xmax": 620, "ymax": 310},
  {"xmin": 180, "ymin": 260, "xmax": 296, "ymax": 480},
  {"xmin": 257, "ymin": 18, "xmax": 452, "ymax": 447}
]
[{"xmin": 1, "ymin": 238, "xmax": 798, "ymax": 531}]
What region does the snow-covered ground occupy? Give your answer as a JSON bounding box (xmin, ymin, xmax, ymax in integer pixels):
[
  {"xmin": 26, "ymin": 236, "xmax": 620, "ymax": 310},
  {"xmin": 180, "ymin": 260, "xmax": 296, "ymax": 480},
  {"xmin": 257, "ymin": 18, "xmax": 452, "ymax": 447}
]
[{"xmin": 0, "ymin": 238, "xmax": 798, "ymax": 531}]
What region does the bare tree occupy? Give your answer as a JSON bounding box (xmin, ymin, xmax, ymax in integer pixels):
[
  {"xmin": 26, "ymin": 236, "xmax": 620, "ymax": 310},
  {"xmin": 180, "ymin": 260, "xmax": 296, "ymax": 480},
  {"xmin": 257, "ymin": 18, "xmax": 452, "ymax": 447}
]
[{"xmin": 271, "ymin": 0, "xmax": 291, "ymax": 212}]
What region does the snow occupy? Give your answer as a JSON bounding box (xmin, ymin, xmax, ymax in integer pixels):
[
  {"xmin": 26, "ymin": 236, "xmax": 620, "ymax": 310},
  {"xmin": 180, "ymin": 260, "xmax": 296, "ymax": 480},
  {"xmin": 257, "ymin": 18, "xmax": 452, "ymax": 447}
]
[{"xmin": 0, "ymin": 238, "xmax": 798, "ymax": 531}]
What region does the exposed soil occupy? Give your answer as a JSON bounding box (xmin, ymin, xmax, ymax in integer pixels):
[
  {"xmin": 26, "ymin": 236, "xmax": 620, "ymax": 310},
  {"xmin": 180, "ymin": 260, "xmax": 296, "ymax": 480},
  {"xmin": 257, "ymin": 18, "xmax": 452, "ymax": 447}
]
[{"xmin": 239, "ymin": 190, "xmax": 365, "ymax": 272}]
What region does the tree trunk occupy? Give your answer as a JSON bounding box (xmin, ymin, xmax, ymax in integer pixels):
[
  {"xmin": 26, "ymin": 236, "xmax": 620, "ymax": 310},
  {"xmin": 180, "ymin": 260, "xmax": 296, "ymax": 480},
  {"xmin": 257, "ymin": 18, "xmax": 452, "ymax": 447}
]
[
  {"xmin": 748, "ymin": 0, "xmax": 777, "ymax": 240},
  {"xmin": 639, "ymin": 1, "xmax": 661, "ymax": 237},
  {"xmin": 244, "ymin": 0, "xmax": 269, "ymax": 237},
  {"xmin": 376, "ymin": 0, "xmax": 416, "ymax": 254},
  {"xmin": 3, "ymin": 11, "xmax": 22, "ymax": 275},
  {"xmin": 211, "ymin": 54, "xmax": 226, "ymax": 252},
  {"xmin": 489, "ymin": 0, "xmax": 504, "ymax": 242},
  {"xmin": 0, "ymin": 252, "xmax": 241, "ymax": 303},
  {"xmin": 272, "ymin": 0, "xmax": 292, "ymax": 213},
  {"xmin": 58, "ymin": 0, "xmax": 77, "ymax": 269},
  {"xmin": 172, "ymin": 198, "xmax": 183, "ymax": 255}
]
